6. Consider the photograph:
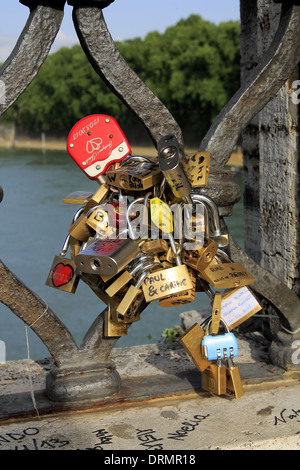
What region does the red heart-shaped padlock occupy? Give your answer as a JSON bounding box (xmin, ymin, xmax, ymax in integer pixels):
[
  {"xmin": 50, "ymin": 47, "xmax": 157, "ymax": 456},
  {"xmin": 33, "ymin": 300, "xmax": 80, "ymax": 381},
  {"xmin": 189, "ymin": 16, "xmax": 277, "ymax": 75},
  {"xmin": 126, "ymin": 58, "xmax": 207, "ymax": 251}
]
[{"xmin": 52, "ymin": 263, "xmax": 74, "ymax": 287}]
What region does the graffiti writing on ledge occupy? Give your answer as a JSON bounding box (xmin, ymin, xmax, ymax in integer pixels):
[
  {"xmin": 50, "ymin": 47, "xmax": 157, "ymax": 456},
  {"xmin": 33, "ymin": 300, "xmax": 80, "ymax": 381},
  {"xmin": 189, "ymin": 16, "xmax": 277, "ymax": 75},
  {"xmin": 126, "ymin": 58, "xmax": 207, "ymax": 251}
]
[
  {"xmin": 0, "ymin": 427, "xmax": 69, "ymax": 450},
  {"xmin": 0, "ymin": 414, "xmax": 210, "ymax": 450},
  {"xmin": 274, "ymin": 407, "xmax": 300, "ymax": 438}
]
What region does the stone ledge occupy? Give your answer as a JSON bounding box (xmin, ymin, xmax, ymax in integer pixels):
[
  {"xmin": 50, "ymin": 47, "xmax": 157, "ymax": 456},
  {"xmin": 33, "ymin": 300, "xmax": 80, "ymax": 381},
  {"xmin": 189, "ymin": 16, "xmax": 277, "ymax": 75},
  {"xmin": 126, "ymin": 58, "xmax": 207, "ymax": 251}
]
[{"xmin": 0, "ymin": 330, "xmax": 299, "ymax": 423}]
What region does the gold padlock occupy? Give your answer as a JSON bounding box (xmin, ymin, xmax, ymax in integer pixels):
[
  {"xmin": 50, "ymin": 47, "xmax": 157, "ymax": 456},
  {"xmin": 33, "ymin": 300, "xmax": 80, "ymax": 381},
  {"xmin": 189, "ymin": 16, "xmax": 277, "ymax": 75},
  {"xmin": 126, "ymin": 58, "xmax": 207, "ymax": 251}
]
[
  {"xmin": 211, "ymin": 291, "xmax": 222, "ymax": 335},
  {"xmin": 86, "ymin": 206, "xmax": 117, "ymax": 238},
  {"xmin": 116, "ymin": 271, "xmax": 148, "ymax": 322},
  {"xmin": 183, "ymin": 240, "xmax": 218, "ymax": 272},
  {"xmin": 182, "ymin": 151, "xmax": 210, "ymax": 188},
  {"xmin": 69, "ymin": 235, "xmax": 82, "ymax": 259},
  {"xmin": 180, "ymin": 323, "xmax": 212, "ymax": 372},
  {"xmin": 201, "ymin": 361, "xmax": 227, "ymax": 395},
  {"xmin": 198, "ymin": 261, "xmax": 255, "ymax": 289},
  {"xmin": 141, "ymin": 238, "xmax": 169, "ymax": 256},
  {"xmin": 62, "ymin": 190, "xmax": 94, "ymax": 205},
  {"xmin": 104, "ymin": 303, "xmax": 129, "ymax": 337},
  {"xmin": 68, "ymin": 184, "xmax": 110, "ymax": 241},
  {"xmin": 68, "ymin": 211, "xmax": 94, "ymax": 242},
  {"xmin": 159, "ymin": 267, "xmax": 196, "ymax": 307},
  {"xmin": 105, "ymin": 252, "xmax": 160, "ymax": 298},
  {"xmin": 157, "ymin": 135, "xmax": 193, "ymax": 205},
  {"xmin": 142, "ymin": 264, "xmax": 194, "ymax": 302},
  {"xmin": 105, "ymin": 160, "xmax": 163, "ymax": 191},
  {"xmin": 225, "ymin": 357, "xmax": 244, "ymax": 399},
  {"xmin": 105, "ymin": 269, "xmax": 134, "ymax": 298},
  {"xmin": 84, "ymin": 184, "xmax": 110, "ymax": 212},
  {"xmin": 86, "ymin": 206, "xmax": 109, "ymax": 232}
]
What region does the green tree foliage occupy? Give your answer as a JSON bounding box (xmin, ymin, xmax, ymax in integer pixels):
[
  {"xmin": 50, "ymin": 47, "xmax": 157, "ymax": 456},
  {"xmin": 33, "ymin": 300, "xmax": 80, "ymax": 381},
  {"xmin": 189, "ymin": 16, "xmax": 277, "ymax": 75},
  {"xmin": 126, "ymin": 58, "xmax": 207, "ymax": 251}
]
[{"xmin": 3, "ymin": 14, "xmax": 240, "ymax": 145}]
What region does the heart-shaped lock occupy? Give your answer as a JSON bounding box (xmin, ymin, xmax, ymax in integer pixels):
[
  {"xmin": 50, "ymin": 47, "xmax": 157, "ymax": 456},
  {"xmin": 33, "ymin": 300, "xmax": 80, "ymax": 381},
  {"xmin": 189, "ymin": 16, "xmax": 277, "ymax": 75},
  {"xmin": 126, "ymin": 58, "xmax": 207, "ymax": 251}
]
[
  {"xmin": 52, "ymin": 262, "xmax": 74, "ymax": 287},
  {"xmin": 67, "ymin": 114, "xmax": 132, "ymax": 179}
]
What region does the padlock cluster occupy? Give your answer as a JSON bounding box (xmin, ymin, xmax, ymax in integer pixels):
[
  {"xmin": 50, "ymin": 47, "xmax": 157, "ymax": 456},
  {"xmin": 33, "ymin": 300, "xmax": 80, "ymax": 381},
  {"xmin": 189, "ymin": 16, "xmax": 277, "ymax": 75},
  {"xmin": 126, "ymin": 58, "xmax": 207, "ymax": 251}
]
[{"xmin": 46, "ymin": 115, "xmax": 262, "ymax": 399}]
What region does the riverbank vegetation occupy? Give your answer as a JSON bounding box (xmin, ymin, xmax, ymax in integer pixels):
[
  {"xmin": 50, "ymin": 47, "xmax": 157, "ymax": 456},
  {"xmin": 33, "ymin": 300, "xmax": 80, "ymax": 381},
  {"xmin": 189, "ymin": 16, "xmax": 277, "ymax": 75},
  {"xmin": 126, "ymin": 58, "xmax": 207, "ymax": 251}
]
[{"xmin": 2, "ymin": 15, "xmax": 240, "ymax": 146}]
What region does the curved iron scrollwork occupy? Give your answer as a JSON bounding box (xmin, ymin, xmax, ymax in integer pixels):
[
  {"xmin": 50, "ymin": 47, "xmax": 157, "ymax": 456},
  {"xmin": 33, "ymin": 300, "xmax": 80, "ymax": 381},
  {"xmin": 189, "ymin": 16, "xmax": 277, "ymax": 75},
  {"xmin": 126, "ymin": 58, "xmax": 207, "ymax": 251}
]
[
  {"xmin": 199, "ymin": 2, "xmax": 300, "ymax": 171},
  {"xmin": 0, "ymin": 0, "xmax": 299, "ymax": 402}
]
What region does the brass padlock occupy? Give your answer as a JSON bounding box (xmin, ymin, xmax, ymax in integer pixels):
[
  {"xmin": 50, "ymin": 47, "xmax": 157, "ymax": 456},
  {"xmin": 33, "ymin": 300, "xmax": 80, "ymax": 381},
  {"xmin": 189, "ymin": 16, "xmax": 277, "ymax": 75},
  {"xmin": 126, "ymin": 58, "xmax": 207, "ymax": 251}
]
[
  {"xmin": 68, "ymin": 184, "xmax": 110, "ymax": 241},
  {"xmin": 141, "ymin": 238, "xmax": 169, "ymax": 256},
  {"xmin": 86, "ymin": 206, "xmax": 109, "ymax": 232},
  {"xmin": 68, "ymin": 211, "xmax": 94, "ymax": 242},
  {"xmin": 45, "ymin": 234, "xmax": 80, "ymax": 293},
  {"xmin": 105, "ymin": 252, "xmax": 160, "ymax": 298},
  {"xmin": 159, "ymin": 267, "xmax": 196, "ymax": 307},
  {"xmin": 182, "ymin": 151, "xmax": 210, "ymax": 188},
  {"xmin": 183, "ymin": 212, "xmax": 207, "ymax": 247},
  {"xmin": 105, "ymin": 157, "xmax": 163, "ymax": 191},
  {"xmin": 142, "ymin": 198, "xmax": 193, "ymax": 302},
  {"xmin": 198, "ymin": 260, "xmax": 255, "ymax": 289},
  {"xmin": 211, "ymin": 291, "xmax": 222, "ymax": 335},
  {"xmin": 201, "ymin": 361, "xmax": 227, "ymax": 396},
  {"xmin": 225, "ymin": 356, "xmax": 244, "ymax": 399},
  {"xmin": 62, "ymin": 190, "xmax": 94, "ymax": 205},
  {"xmin": 180, "ymin": 323, "xmax": 212, "ymax": 372},
  {"xmin": 105, "ymin": 269, "xmax": 134, "ymax": 298},
  {"xmin": 116, "ymin": 271, "xmax": 148, "ymax": 322},
  {"xmin": 86, "ymin": 205, "xmax": 117, "ymax": 238},
  {"xmin": 183, "ymin": 240, "xmax": 218, "ymax": 273},
  {"xmin": 159, "ymin": 245, "xmax": 177, "ymax": 264},
  {"xmin": 84, "ymin": 183, "xmax": 111, "ymax": 212},
  {"xmin": 104, "ymin": 303, "xmax": 129, "ymax": 337},
  {"xmin": 69, "ymin": 235, "xmax": 82, "ymax": 259},
  {"xmin": 142, "ymin": 264, "xmax": 194, "ymax": 302}
]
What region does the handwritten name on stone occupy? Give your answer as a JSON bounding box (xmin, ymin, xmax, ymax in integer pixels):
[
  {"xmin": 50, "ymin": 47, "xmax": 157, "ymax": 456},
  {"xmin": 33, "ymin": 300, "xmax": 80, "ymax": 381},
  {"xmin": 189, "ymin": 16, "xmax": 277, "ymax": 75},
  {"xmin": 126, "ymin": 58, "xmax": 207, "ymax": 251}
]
[
  {"xmin": 274, "ymin": 408, "xmax": 300, "ymax": 426},
  {"xmin": 0, "ymin": 413, "xmax": 210, "ymax": 450},
  {"xmin": 167, "ymin": 414, "xmax": 210, "ymax": 441}
]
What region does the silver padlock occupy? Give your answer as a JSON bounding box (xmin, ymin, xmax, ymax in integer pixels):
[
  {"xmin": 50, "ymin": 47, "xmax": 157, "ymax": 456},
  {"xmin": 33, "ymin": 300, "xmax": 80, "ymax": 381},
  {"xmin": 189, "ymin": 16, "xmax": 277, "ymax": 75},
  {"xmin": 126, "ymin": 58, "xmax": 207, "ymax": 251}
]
[
  {"xmin": 75, "ymin": 237, "xmax": 140, "ymax": 276},
  {"xmin": 158, "ymin": 134, "xmax": 193, "ymax": 206}
]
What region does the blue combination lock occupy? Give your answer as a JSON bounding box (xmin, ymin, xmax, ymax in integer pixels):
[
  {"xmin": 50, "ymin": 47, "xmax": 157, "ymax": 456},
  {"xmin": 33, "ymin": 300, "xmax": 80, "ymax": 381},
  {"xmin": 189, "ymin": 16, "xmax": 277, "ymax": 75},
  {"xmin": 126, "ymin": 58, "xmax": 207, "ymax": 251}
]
[{"xmin": 201, "ymin": 319, "xmax": 238, "ymax": 360}]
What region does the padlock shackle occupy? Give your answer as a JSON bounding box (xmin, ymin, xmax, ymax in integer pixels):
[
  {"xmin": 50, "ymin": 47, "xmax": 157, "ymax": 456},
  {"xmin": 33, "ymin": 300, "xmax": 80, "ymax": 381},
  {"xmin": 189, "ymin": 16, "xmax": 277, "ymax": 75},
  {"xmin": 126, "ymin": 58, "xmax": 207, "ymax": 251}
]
[
  {"xmin": 129, "ymin": 253, "xmax": 163, "ymax": 281},
  {"xmin": 126, "ymin": 197, "xmax": 145, "ymax": 240},
  {"xmin": 191, "ymin": 194, "xmax": 221, "ymax": 238},
  {"xmin": 168, "ymin": 233, "xmax": 182, "ymax": 266},
  {"xmin": 61, "ymin": 206, "xmax": 86, "ymax": 257},
  {"xmin": 206, "ymin": 317, "xmax": 230, "ymax": 335},
  {"xmin": 216, "ymin": 249, "xmax": 231, "ymax": 263},
  {"xmin": 179, "ymin": 199, "xmax": 210, "ymax": 241},
  {"xmin": 120, "ymin": 155, "xmax": 152, "ymax": 167},
  {"xmin": 60, "ymin": 234, "xmax": 70, "ymax": 257}
]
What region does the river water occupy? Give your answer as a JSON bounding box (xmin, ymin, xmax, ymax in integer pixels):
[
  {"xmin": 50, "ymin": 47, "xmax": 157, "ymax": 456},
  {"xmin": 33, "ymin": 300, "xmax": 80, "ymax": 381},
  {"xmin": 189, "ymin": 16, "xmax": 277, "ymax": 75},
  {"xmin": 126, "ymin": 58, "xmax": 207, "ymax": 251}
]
[{"xmin": 0, "ymin": 148, "xmax": 244, "ymax": 361}]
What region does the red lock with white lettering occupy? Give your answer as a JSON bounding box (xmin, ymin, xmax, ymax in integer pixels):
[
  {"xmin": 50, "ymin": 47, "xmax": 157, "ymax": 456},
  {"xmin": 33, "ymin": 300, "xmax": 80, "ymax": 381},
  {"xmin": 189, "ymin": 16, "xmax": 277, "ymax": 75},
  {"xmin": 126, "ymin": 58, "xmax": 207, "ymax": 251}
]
[{"xmin": 67, "ymin": 114, "xmax": 132, "ymax": 179}]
